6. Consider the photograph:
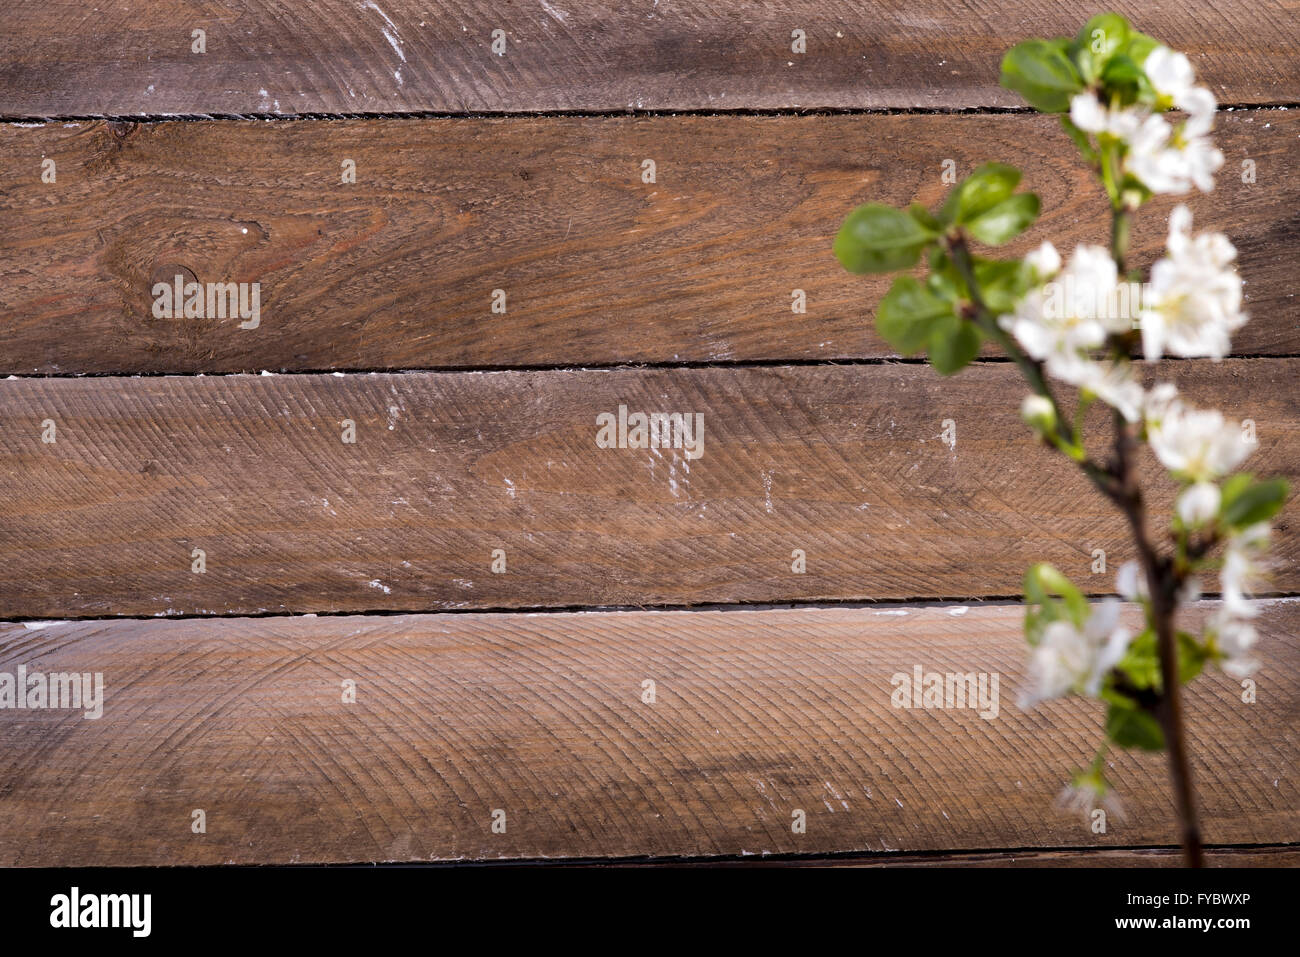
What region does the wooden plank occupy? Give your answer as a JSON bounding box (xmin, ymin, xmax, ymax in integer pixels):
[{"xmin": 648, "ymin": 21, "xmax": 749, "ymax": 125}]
[
  {"xmin": 1, "ymin": 111, "xmax": 1297, "ymax": 375},
  {"xmin": 0, "ymin": 600, "xmax": 1294, "ymax": 865},
  {"xmin": 0, "ymin": 361, "xmax": 1295, "ymax": 618},
  {"xmin": 0, "ymin": 2, "xmax": 1295, "ymax": 116}
]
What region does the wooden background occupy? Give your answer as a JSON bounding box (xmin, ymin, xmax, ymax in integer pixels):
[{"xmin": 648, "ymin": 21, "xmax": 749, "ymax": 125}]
[{"xmin": 0, "ymin": 1, "xmax": 1295, "ymax": 867}]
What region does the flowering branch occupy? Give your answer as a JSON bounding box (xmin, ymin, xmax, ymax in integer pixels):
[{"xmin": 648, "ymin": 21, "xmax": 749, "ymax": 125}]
[{"xmin": 834, "ymin": 12, "xmax": 1288, "ymax": 866}]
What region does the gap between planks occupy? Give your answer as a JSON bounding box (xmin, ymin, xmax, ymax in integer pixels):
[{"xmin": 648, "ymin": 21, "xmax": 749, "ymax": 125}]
[
  {"xmin": 5, "ymin": 103, "xmax": 1300, "ymax": 123},
  {"xmin": 8, "ymin": 354, "xmax": 1300, "ymax": 382}
]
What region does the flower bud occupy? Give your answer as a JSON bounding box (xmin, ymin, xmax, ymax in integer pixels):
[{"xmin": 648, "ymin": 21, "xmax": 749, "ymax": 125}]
[
  {"xmin": 1116, "ymin": 560, "xmax": 1144, "ymax": 601},
  {"xmin": 1176, "ymin": 480, "xmax": 1221, "ymax": 527},
  {"xmin": 1024, "ymin": 241, "xmax": 1061, "ymax": 281},
  {"xmin": 1020, "ymin": 394, "xmax": 1057, "ymax": 435}
]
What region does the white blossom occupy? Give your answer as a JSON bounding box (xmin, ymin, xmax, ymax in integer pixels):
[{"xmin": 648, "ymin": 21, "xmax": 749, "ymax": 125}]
[
  {"xmin": 1221, "ymin": 522, "xmax": 1270, "ymax": 619},
  {"xmin": 1069, "ymin": 356, "xmax": 1144, "ymax": 422},
  {"xmin": 1146, "ymin": 396, "xmax": 1252, "ymax": 482},
  {"xmin": 1022, "ymin": 599, "xmax": 1132, "ymax": 706},
  {"xmin": 1116, "ymin": 560, "xmax": 1144, "ymax": 601},
  {"xmin": 1116, "ymin": 558, "xmax": 1199, "ymax": 608},
  {"xmin": 1055, "ymin": 776, "xmax": 1126, "ymax": 823},
  {"xmin": 1070, "ymin": 90, "xmax": 1106, "ymax": 133},
  {"xmin": 1144, "ymin": 48, "xmax": 1196, "ymax": 104},
  {"xmin": 1178, "ymin": 86, "xmax": 1218, "ymax": 125},
  {"xmin": 1001, "ymin": 244, "xmax": 1115, "ymax": 363},
  {"xmin": 1146, "ymin": 48, "xmax": 1218, "ymax": 120},
  {"xmin": 1209, "ymin": 608, "xmax": 1259, "ymax": 678},
  {"xmin": 1206, "ymin": 524, "xmax": 1271, "ymax": 677},
  {"xmin": 1069, "ymin": 91, "xmax": 1143, "ymax": 140},
  {"xmin": 999, "ymin": 244, "xmax": 1144, "ymax": 421},
  {"xmin": 1127, "ymin": 112, "xmax": 1223, "ymax": 194},
  {"xmin": 1141, "ymin": 382, "xmax": 1179, "ymax": 423},
  {"xmin": 1024, "ymin": 240, "xmax": 1061, "ymax": 280},
  {"xmin": 1066, "ymin": 49, "xmax": 1222, "ymax": 195},
  {"xmin": 1124, "ymin": 47, "xmax": 1224, "ymax": 193},
  {"xmin": 1139, "ymin": 205, "xmax": 1246, "ymax": 361}
]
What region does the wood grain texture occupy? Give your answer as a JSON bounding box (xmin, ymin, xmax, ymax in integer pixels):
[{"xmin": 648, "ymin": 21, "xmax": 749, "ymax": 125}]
[
  {"xmin": 1, "ymin": 1, "xmax": 1296, "ymax": 116},
  {"xmin": 0, "ymin": 600, "xmax": 1294, "ymax": 865},
  {"xmin": 0, "ymin": 361, "xmax": 1295, "ymax": 618},
  {"xmin": 2, "ymin": 111, "xmax": 1297, "ymax": 374}
]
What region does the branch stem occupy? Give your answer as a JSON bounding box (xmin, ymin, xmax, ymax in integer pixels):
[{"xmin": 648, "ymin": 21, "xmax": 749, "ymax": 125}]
[
  {"xmin": 948, "ymin": 213, "xmax": 1203, "ymax": 866},
  {"xmin": 1112, "ymin": 204, "xmax": 1133, "ymax": 275},
  {"xmin": 1111, "ymin": 411, "xmax": 1204, "ymax": 868},
  {"xmin": 1106, "ymin": 201, "xmax": 1202, "ymax": 868}
]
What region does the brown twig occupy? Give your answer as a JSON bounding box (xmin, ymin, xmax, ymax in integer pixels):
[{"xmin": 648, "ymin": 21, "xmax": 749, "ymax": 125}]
[
  {"xmin": 1109, "ymin": 200, "xmax": 1204, "ymax": 868},
  {"xmin": 1111, "ymin": 411, "xmax": 1204, "ymax": 868}
]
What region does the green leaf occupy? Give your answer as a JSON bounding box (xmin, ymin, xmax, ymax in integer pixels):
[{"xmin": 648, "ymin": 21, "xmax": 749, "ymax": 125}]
[
  {"xmin": 925, "ymin": 268, "xmax": 961, "ymax": 303},
  {"xmin": 1117, "ymin": 629, "xmax": 1160, "ymax": 690},
  {"xmin": 1124, "ymin": 31, "xmax": 1160, "ymax": 67},
  {"xmin": 1024, "ymin": 563, "xmax": 1089, "ymax": 629},
  {"xmin": 1103, "ymin": 52, "xmax": 1142, "ymax": 84},
  {"xmin": 1220, "ymin": 476, "xmax": 1289, "ymax": 528},
  {"xmin": 928, "ymin": 317, "xmax": 981, "ymax": 376},
  {"xmin": 1115, "ymin": 629, "xmax": 1207, "ymax": 692},
  {"xmin": 928, "ymin": 246, "xmax": 964, "ymax": 292},
  {"xmin": 1217, "ymin": 473, "xmax": 1253, "ymax": 525},
  {"xmin": 965, "ymin": 192, "xmax": 1040, "ymax": 246},
  {"xmin": 1105, "ymin": 699, "xmax": 1165, "ymax": 751},
  {"xmin": 1076, "ymin": 14, "xmax": 1128, "ymax": 61},
  {"xmin": 1219, "ymin": 472, "xmax": 1253, "ymax": 501},
  {"xmin": 876, "ymin": 276, "xmax": 955, "ymax": 355},
  {"xmin": 1000, "ymin": 39, "xmax": 1085, "ymax": 113},
  {"xmin": 834, "ymin": 203, "xmax": 936, "ymax": 274},
  {"xmin": 975, "ymin": 258, "xmax": 1029, "ymax": 313},
  {"xmin": 1074, "ymin": 13, "xmax": 1131, "ymax": 82},
  {"xmin": 942, "ymin": 162, "xmax": 1021, "ymax": 224},
  {"xmin": 1100, "ymin": 53, "xmax": 1150, "ymax": 105},
  {"xmin": 908, "ymin": 202, "xmax": 944, "ymax": 233}
]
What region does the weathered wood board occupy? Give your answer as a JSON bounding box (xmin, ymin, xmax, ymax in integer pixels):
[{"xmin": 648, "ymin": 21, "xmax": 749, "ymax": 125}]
[
  {"xmin": 1, "ymin": 1, "xmax": 1295, "ymax": 117},
  {"xmin": 0, "ymin": 600, "xmax": 1293, "ymax": 865},
  {"xmin": 1, "ymin": 361, "xmax": 1294, "ymax": 618},
  {"xmin": 1, "ymin": 111, "xmax": 1295, "ymax": 374}
]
